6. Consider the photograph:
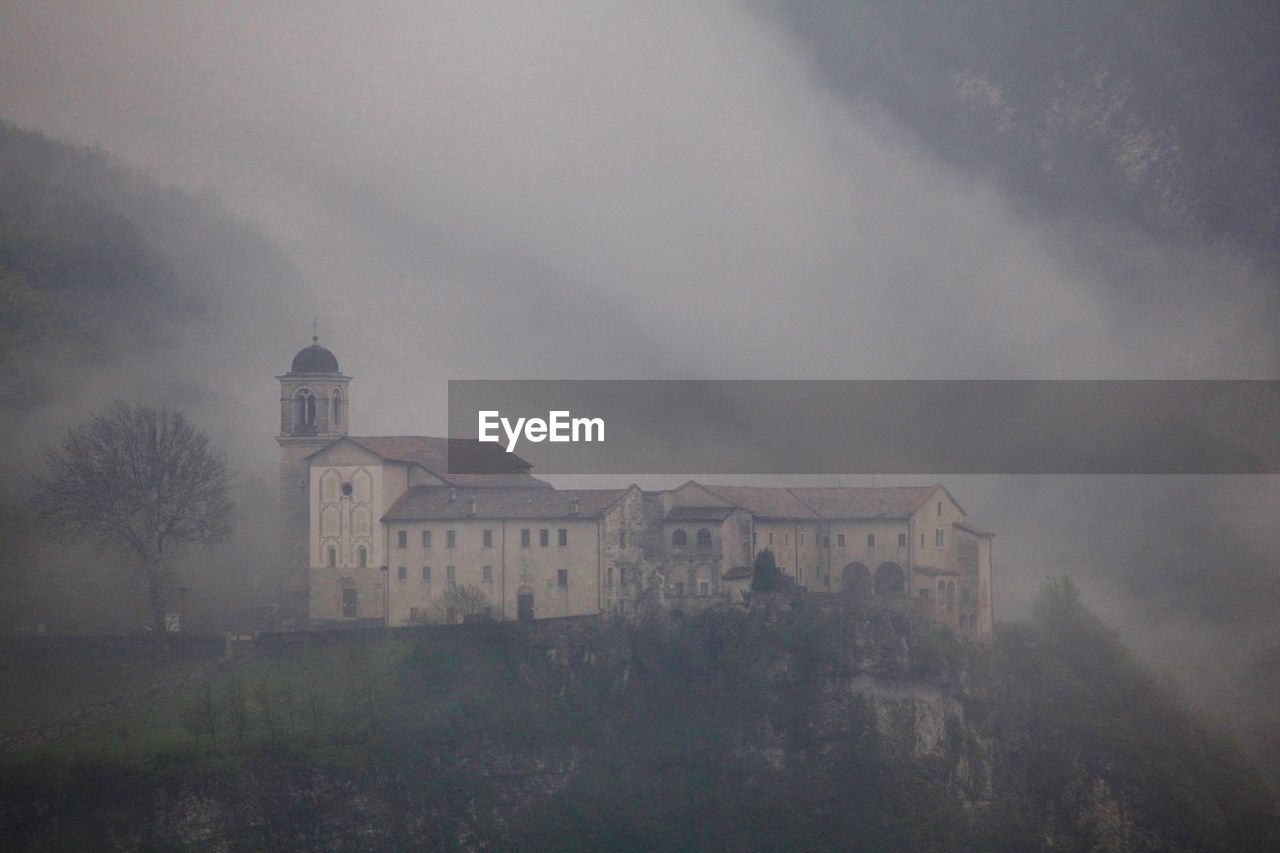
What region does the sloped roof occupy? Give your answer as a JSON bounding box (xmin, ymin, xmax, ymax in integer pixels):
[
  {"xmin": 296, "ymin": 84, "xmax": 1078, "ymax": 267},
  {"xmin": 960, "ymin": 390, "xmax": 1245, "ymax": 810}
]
[
  {"xmin": 701, "ymin": 485, "xmax": 821, "ymax": 519},
  {"xmin": 310, "ymin": 436, "xmax": 550, "ymax": 489},
  {"xmin": 722, "ymin": 566, "xmax": 754, "ymax": 581},
  {"xmin": 953, "ymin": 521, "xmax": 995, "ymax": 538},
  {"xmin": 384, "ymin": 487, "xmax": 629, "ymax": 521},
  {"xmin": 787, "ymin": 485, "xmax": 945, "ymax": 519},
  {"xmin": 664, "ymin": 505, "xmax": 735, "ymax": 522}
]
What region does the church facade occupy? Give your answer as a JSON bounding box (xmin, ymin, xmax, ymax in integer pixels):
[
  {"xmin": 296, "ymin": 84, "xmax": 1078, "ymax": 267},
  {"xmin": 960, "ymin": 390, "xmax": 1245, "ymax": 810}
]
[{"xmin": 277, "ymin": 341, "xmax": 994, "ymax": 637}]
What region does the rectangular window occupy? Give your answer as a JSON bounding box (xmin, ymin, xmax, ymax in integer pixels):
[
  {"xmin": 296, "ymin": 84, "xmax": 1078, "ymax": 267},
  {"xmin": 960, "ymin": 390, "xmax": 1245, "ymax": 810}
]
[
  {"xmin": 935, "ymin": 528, "xmax": 944, "ymax": 548},
  {"xmin": 799, "ymin": 533, "xmax": 805, "ymax": 546},
  {"xmin": 752, "ymin": 531, "xmax": 757, "ymax": 547},
  {"xmin": 867, "ymin": 533, "xmax": 875, "ymax": 547},
  {"xmin": 837, "ymin": 533, "xmax": 846, "ymax": 548},
  {"xmin": 446, "ymin": 529, "xmax": 456, "ymax": 549},
  {"xmin": 483, "ymin": 529, "xmax": 493, "ymax": 548},
  {"xmin": 397, "ymin": 530, "xmax": 407, "ymax": 548},
  {"xmin": 422, "ymin": 566, "xmax": 431, "ymax": 582},
  {"xmin": 823, "ymin": 535, "xmax": 830, "ymax": 548},
  {"xmin": 422, "ymin": 530, "xmax": 431, "ymax": 548},
  {"xmin": 540, "ymin": 529, "xmax": 550, "ymax": 547},
  {"xmin": 620, "ymin": 567, "xmax": 627, "ymax": 585},
  {"xmin": 483, "ymin": 565, "xmax": 493, "ymax": 582},
  {"xmin": 397, "ymin": 566, "xmax": 407, "ymax": 580},
  {"xmin": 619, "ymin": 530, "xmax": 627, "ymax": 549},
  {"xmin": 558, "ymin": 528, "xmax": 568, "ymax": 547},
  {"xmin": 557, "ymin": 569, "xmax": 568, "ymax": 587},
  {"xmin": 768, "ymin": 532, "xmax": 774, "ymax": 545},
  {"xmin": 342, "ymin": 588, "xmax": 357, "ymax": 618},
  {"xmin": 937, "ymin": 501, "xmax": 943, "ymax": 516},
  {"xmin": 607, "ymin": 566, "xmax": 614, "ymax": 587},
  {"xmin": 921, "ymin": 532, "xmax": 926, "ymax": 548},
  {"xmin": 521, "ymin": 528, "xmax": 531, "ymax": 547},
  {"xmin": 798, "ymin": 566, "xmax": 805, "ymax": 584},
  {"xmin": 784, "ymin": 533, "xmax": 789, "ymax": 545},
  {"xmin": 898, "ymin": 532, "xmax": 907, "ymax": 547},
  {"xmin": 699, "ymin": 581, "xmax": 709, "ymax": 596},
  {"xmin": 675, "ymin": 582, "xmax": 685, "ymax": 596},
  {"xmin": 446, "ymin": 565, "xmax": 456, "ymax": 585}
]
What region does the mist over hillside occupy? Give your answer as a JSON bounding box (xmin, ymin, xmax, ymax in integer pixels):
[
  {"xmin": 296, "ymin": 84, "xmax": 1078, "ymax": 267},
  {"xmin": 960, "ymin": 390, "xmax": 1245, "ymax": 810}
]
[
  {"xmin": 0, "ymin": 121, "xmax": 305, "ymax": 632},
  {"xmin": 0, "ymin": 2, "xmax": 1278, "ymax": 842}
]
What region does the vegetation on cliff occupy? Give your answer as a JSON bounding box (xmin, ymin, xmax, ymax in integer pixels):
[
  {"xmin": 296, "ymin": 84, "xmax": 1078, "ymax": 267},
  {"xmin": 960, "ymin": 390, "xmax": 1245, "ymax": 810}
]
[{"xmin": 1, "ymin": 579, "xmax": 1275, "ymax": 850}]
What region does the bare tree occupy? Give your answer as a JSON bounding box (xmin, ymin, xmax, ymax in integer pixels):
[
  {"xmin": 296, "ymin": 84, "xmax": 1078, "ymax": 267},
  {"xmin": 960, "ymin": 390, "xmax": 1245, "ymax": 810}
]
[
  {"xmin": 429, "ymin": 583, "xmax": 493, "ymax": 623},
  {"xmin": 32, "ymin": 400, "xmax": 232, "ymax": 641}
]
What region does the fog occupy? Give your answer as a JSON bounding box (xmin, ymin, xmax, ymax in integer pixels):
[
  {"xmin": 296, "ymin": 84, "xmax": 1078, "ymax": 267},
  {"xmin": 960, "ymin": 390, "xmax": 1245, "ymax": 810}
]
[{"xmin": 1, "ymin": 0, "xmax": 1279, "ymax": 771}]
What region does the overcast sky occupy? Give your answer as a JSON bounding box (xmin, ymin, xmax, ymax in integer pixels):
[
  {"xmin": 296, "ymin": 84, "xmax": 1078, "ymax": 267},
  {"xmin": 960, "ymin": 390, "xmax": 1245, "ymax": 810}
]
[{"xmin": 3, "ymin": 2, "xmax": 1276, "ymax": 444}]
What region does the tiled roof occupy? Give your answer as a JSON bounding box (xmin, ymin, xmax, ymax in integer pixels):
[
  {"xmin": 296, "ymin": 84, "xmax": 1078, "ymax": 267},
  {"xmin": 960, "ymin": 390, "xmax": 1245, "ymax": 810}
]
[
  {"xmin": 787, "ymin": 485, "xmax": 943, "ymax": 519},
  {"xmin": 664, "ymin": 505, "xmax": 735, "ymax": 522},
  {"xmin": 701, "ymin": 485, "xmax": 822, "ymax": 519},
  {"xmin": 384, "ymin": 487, "xmax": 628, "ymax": 521},
  {"xmin": 311, "ymin": 436, "xmax": 550, "ymax": 489}
]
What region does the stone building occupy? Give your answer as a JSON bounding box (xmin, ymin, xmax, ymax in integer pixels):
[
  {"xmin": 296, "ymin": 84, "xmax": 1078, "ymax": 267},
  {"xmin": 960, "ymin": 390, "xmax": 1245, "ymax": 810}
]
[{"xmin": 276, "ymin": 340, "xmax": 994, "ymax": 637}]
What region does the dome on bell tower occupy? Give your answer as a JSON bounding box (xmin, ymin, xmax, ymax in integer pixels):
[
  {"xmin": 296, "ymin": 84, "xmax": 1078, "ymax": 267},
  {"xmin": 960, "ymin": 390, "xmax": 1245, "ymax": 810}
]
[{"xmin": 290, "ymin": 336, "xmax": 340, "ymax": 375}]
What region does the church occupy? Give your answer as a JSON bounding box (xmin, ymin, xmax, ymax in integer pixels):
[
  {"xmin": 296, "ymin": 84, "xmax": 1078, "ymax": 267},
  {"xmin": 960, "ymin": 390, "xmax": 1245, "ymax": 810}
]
[{"xmin": 276, "ymin": 339, "xmax": 995, "ymax": 637}]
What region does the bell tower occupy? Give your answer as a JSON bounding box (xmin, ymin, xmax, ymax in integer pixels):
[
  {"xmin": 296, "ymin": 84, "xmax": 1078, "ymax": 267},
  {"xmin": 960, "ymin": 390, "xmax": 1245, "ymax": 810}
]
[{"xmin": 276, "ymin": 333, "xmax": 351, "ymax": 621}]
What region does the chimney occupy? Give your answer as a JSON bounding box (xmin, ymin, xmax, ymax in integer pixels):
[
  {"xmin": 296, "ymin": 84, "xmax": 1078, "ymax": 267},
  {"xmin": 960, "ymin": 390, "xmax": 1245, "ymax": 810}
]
[
  {"xmin": 468, "ymin": 496, "xmax": 477, "ymax": 517},
  {"xmin": 569, "ymin": 495, "xmax": 581, "ymax": 517},
  {"xmin": 448, "ymin": 487, "xmax": 457, "ymax": 503}
]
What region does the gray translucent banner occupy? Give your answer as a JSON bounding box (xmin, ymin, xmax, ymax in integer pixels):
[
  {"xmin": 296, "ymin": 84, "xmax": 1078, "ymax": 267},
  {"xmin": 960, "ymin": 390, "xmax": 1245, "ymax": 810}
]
[{"xmin": 446, "ymin": 380, "xmax": 1280, "ymax": 475}]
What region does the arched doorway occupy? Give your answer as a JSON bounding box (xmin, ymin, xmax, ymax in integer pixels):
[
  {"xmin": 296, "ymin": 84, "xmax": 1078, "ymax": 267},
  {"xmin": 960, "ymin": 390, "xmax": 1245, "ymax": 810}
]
[
  {"xmin": 874, "ymin": 562, "xmax": 905, "ymax": 595},
  {"xmin": 517, "ymin": 585, "xmax": 535, "ymax": 622},
  {"xmin": 841, "ymin": 562, "xmax": 872, "ymax": 596}
]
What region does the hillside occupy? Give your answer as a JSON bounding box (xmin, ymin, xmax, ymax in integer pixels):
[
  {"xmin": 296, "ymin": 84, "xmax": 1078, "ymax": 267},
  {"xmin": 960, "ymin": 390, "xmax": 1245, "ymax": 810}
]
[{"xmin": 1, "ymin": 580, "xmax": 1273, "ymax": 850}]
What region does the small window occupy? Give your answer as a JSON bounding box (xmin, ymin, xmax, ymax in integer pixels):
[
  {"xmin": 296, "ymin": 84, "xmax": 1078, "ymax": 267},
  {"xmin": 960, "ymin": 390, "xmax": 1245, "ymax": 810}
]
[
  {"xmin": 540, "ymin": 529, "xmax": 550, "ymax": 547},
  {"xmin": 422, "ymin": 566, "xmax": 431, "ymax": 582},
  {"xmin": 675, "ymin": 582, "xmax": 685, "ymax": 596},
  {"xmin": 799, "ymin": 533, "xmax": 805, "ymax": 546},
  {"xmin": 483, "ymin": 529, "xmax": 493, "ymax": 548},
  {"xmin": 867, "ymin": 533, "xmax": 875, "ymax": 547},
  {"xmin": 326, "ymin": 547, "xmax": 336, "ymax": 568},
  {"xmin": 619, "ymin": 567, "xmax": 627, "ymax": 585},
  {"xmin": 446, "ymin": 565, "xmax": 455, "ymax": 585},
  {"xmin": 341, "ymin": 482, "xmax": 353, "ymax": 497},
  {"xmin": 342, "ymin": 588, "xmax": 357, "ymax": 618},
  {"xmin": 752, "ymin": 531, "xmax": 757, "ymax": 547},
  {"xmin": 784, "ymin": 533, "xmax": 789, "ymax": 545},
  {"xmin": 673, "ymin": 529, "xmax": 687, "ymax": 549},
  {"xmin": 397, "ymin": 530, "xmax": 407, "ymax": 549},
  {"xmin": 521, "ymin": 528, "xmax": 531, "ymax": 547},
  {"xmin": 921, "ymin": 532, "xmax": 926, "ymax": 548},
  {"xmin": 558, "ymin": 528, "xmax": 568, "ymax": 547},
  {"xmin": 798, "ymin": 566, "xmax": 805, "ymax": 584},
  {"xmin": 768, "ymin": 532, "xmax": 774, "ymax": 545},
  {"xmin": 937, "ymin": 501, "xmax": 942, "ymax": 517},
  {"xmin": 935, "ymin": 528, "xmax": 944, "ymax": 548},
  {"xmin": 837, "ymin": 533, "xmax": 846, "ymax": 548},
  {"xmin": 446, "ymin": 530, "xmax": 456, "ymax": 549},
  {"xmin": 823, "ymin": 535, "xmax": 830, "ymax": 548},
  {"xmin": 696, "ymin": 528, "xmax": 712, "ymax": 551},
  {"xmin": 422, "ymin": 530, "xmax": 432, "ymax": 548},
  {"xmin": 557, "ymin": 569, "xmax": 569, "ymax": 587},
  {"xmin": 699, "ymin": 581, "xmax": 709, "ymax": 596},
  {"xmin": 397, "ymin": 566, "xmax": 407, "ymax": 581},
  {"xmin": 898, "ymin": 532, "xmax": 907, "ymax": 547},
  {"xmin": 357, "ymin": 546, "xmax": 367, "ymax": 568},
  {"xmin": 483, "ymin": 565, "xmax": 493, "ymax": 582},
  {"xmin": 619, "ymin": 530, "xmax": 627, "ymax": 549},
  {"xmin": 607, "ymin": 566, "xmax": 614, "ymax": 587}
]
